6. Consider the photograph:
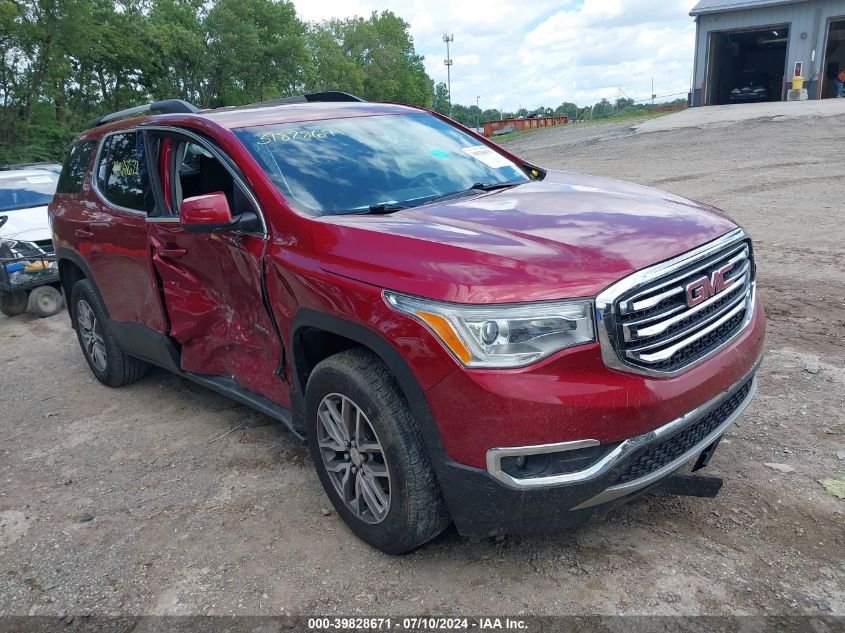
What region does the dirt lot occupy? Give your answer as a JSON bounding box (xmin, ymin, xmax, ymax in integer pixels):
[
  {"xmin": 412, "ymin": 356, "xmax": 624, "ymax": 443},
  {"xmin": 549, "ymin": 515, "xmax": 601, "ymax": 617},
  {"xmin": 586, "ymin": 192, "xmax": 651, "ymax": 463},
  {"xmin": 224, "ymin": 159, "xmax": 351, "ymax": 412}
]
[{"xmin": 1, "ymin": 104, "xmax": 844, "ymax": 617}]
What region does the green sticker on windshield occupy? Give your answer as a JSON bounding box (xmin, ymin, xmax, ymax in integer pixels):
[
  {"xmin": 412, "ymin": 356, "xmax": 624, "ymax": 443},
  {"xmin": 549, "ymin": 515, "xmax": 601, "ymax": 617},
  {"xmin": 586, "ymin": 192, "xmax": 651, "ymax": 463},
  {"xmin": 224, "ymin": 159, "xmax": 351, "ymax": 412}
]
[{"xmin": 430, "ymin": 149, "xmax": 450, "ymax": 159}]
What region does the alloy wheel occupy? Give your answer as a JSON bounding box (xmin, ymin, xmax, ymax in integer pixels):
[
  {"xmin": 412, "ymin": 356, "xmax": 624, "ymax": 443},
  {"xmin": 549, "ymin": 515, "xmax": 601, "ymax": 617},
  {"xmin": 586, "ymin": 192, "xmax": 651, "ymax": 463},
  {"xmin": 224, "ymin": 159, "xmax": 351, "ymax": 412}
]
[
  {"xmin": 317, "ymin": 393, "xmax": 391, "ymax": 524},
  {"xmin": 76, "ymin": 299, "xmax": 107, "ymax": 373}
]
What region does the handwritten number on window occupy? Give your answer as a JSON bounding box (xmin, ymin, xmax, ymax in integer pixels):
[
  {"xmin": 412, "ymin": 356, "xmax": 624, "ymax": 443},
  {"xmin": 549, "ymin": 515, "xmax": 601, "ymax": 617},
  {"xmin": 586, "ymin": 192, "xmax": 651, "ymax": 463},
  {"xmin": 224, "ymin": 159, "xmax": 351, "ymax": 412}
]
[{"xmin": 255, "ymin": 130, "xmax": 339, "ymax": 145}]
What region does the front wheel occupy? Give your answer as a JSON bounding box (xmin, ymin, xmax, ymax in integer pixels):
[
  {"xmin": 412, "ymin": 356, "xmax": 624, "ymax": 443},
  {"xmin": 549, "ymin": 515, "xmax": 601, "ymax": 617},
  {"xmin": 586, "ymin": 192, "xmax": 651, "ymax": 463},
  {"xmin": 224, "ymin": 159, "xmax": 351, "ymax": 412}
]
[{"xmin": 305, "ymin": 349, "xmax": 449, "ymax": 554}]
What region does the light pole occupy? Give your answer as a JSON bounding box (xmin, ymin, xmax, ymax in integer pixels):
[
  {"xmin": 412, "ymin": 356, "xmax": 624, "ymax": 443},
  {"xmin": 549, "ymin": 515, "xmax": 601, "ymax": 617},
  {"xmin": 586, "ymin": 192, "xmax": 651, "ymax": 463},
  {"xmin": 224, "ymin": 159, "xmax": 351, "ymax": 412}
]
[{"xmin": 443, "ymin": 34, "xmax": 454, "ymax": 115}]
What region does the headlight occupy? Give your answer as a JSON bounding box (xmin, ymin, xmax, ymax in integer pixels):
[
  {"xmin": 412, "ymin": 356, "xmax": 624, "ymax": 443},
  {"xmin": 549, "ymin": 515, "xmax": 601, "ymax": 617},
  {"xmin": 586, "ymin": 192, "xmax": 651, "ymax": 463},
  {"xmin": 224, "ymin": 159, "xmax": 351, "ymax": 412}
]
[{"xmin": 384, "ymin": 291, "xmax": 595, "ymax": 368}]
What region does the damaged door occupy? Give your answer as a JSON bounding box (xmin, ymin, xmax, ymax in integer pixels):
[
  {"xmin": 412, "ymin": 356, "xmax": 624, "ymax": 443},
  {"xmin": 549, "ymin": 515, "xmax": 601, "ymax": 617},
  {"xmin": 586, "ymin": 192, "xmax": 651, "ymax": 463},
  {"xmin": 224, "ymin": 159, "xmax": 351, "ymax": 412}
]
[{"xmin": 144, "ymin": 131, "xmax": 288, "ymax": 406}]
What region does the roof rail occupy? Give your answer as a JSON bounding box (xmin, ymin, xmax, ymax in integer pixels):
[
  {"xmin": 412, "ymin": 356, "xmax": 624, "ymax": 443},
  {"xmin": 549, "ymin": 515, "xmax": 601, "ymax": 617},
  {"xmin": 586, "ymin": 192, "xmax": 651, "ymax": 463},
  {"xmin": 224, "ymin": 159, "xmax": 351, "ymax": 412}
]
[
  {"xmin": 305, "ymin": 91, "xmax": 365, "ymax": 103},
  {"xmin": 89, "ymin": 92, "xmax": 365, "ymax": 126},
  {"xmin": 211, "ymin": 91, "xmax": 366, "ymax": 113},
  {"xmin": 89, "ymin": 99, "xmax": 199, "ymax": 128}
]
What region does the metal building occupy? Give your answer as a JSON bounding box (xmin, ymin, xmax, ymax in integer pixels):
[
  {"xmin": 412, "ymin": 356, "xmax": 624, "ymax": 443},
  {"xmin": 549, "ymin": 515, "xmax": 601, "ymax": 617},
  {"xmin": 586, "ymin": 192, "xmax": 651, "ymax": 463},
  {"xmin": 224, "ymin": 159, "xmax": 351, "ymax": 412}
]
[{"xmin": 690, "ymin": 0, "xmax": 845, "ymax": 105}]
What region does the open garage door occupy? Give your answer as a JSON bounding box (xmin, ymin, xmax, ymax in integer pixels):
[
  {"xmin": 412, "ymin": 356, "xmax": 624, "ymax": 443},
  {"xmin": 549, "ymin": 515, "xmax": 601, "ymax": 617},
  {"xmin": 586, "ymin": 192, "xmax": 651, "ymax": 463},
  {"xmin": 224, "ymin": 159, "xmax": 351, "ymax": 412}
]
[
  {"xmin": 706, "ymin": 25, "xmax": 789, "ymax": 106},
  {"xmin": 823, "ymin": 19, "xmax": 845, "ymax": 98}
]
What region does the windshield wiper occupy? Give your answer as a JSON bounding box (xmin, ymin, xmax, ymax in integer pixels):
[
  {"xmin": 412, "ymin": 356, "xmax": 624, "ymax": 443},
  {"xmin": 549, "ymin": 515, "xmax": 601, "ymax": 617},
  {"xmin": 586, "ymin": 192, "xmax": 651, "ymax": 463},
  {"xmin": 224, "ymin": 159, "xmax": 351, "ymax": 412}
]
[
  {"xmin": 417, "ymin": 181, "xmax": 522, "ymax": 207},
  {"xmin": 362, "ymin": 203, "xmax": 408, "ymax": 215},
  {"xmin": 470, "ymin": 181, "xmax": 522, "ymax": 192},
  {"xmin": 342, "ymin": 182, "xmax": 523, "ymax": 216}
]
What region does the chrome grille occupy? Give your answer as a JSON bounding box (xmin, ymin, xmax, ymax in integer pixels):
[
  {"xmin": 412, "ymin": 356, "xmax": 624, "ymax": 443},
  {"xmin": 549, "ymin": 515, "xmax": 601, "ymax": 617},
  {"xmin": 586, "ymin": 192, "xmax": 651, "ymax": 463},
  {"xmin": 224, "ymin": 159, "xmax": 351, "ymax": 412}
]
[{"xmin": 596, "ymin": 229, "xmax": 755, "ymax": 376}]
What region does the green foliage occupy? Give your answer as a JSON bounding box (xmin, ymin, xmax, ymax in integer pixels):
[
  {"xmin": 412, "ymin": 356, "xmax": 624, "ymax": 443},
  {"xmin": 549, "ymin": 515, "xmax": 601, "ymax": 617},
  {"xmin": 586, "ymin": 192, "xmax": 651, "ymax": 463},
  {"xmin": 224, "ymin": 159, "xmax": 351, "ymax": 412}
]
[
  {"xmin": 306, "ymin": 11, "xmax": 432, "ymax": 107},
  {"xmin": 0, "ymin": 0, "xmax": 687, "ymax": 165},
  {"xmin": 432, "ymin": 82, "xmax": 450, "ymax": 115},
  {"xmin": 444, "ymin": 97, "xmax": 687, "ymax": 131},
  {"xmin": 554, "ymin": 102, "xmax": 578, "ymax": 119},
  {"xmin": 0, "ymin": 2, "xmax": 433, "ymax": 163},
  {"xmin": 204, "ymin": 0, "xmax": 309, "ymax": 106}
]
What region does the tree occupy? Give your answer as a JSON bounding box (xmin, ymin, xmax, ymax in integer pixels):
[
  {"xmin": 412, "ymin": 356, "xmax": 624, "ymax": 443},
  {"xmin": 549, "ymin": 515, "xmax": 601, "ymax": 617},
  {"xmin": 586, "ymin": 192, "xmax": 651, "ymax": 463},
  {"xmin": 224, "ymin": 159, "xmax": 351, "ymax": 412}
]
[
  {"xmin": 592, "ymin": 98, "xmax": 613, "ymax": 119},
  {"xmin": 305, "ymin": 11, "xmax": 432, "ymax": 107},
  {"xmin": 0, "ymin": 2, "xmax": 444, "ymax": 164},
  {"xmin": 432, "ymin": 81, "xmax": 449, "ymax": 115},
  {"xmin": 554, "ymin": 102, "xmax": 578, "ymax": 119},
  {"xmin": 616, "ymin": 97, "xmax": 634, "ymax": 111},
  {"xmin": 481, "ymin": 108, "xmax": 500, "ymax": 122},
  {"xmin": 203, "ymin": 0, "xmax": 308, "ymax": 106},
  {"xmin": 140, "ymin": 0, "xmax": 207, "ymax": 104},
  {"xmin": 304, "ymin": 21, "xmax": 365, "ymax": 96}
]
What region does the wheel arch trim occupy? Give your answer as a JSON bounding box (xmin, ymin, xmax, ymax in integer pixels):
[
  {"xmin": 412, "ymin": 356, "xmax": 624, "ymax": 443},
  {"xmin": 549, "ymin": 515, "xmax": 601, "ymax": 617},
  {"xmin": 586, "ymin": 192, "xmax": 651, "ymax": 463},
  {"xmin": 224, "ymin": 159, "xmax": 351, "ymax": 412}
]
[
  {"xmin": 290, "ymin": 309, "xmax": 453, "ymax": 470},
  {"xmin": 56, "ymin": 247, "xmax": 107, "ymax": 325}
]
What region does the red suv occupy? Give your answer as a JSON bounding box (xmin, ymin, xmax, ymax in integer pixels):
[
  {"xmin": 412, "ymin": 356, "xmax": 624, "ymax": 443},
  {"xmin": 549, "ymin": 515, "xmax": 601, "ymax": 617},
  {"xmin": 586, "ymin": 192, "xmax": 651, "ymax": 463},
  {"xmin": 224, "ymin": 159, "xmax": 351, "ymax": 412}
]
[{"xmin": 49, "ymin": 93, "xmax": 765, "ymax": 554}]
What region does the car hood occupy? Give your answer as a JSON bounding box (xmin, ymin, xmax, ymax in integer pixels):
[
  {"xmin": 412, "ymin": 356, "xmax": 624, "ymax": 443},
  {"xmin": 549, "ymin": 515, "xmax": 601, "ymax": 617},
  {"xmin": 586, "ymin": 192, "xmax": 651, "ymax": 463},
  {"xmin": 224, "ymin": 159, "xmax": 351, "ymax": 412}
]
[
  {"xmin": 0, "ymin": 205, "xmax": 52, "ymax": 243},
  {"xmin": 318, "ymin": 170, "xmax": 739, "ymax": 303}
]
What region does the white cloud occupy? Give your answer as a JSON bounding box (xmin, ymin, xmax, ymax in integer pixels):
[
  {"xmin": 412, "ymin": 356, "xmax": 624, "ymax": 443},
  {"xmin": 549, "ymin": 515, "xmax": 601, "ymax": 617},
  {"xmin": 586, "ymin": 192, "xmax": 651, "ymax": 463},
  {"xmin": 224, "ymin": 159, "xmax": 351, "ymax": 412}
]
[{"xmin": 291, "ymin": 0, "xmax": 699, "ymax": 111}]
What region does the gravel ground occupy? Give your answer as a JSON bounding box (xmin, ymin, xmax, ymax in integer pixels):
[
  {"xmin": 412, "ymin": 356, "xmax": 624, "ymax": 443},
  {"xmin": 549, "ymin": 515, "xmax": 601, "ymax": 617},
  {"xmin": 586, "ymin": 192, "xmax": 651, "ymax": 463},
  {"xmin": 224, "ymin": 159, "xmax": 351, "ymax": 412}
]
[{"xmin": 1, "ymin": 106, "xmax": 844, "ymax": 618}]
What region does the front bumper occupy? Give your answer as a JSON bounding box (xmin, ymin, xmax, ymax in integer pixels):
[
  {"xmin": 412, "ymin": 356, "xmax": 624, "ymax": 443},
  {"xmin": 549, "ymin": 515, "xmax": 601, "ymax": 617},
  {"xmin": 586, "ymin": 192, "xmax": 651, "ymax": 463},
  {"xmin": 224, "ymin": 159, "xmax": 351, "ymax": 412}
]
[
  {"xmin": 425, "ymin": 291, "xmax": 765, "ymax": 469},
  {"xmin": 435, "ymin": 364, "xmax": 759, "ymax": 537}
]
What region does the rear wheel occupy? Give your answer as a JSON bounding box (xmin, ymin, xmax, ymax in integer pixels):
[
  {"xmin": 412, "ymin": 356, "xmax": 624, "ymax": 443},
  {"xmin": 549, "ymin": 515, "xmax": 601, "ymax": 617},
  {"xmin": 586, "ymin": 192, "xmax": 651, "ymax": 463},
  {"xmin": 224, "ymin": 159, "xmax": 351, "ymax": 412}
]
[
  {"xmin": 70, "ymin": 279, "xmax": 149, "ymax": 387},
  {"xmin": 305, "ymin": 348, "xmax": 449, "ymax": 554},
  {"xmin": 28, "ymin": 285, "xmax": 64, "ymax": 318},
  {"xmin": 0, "ymin": 291, "xmax": 29, "ymax": 317}
]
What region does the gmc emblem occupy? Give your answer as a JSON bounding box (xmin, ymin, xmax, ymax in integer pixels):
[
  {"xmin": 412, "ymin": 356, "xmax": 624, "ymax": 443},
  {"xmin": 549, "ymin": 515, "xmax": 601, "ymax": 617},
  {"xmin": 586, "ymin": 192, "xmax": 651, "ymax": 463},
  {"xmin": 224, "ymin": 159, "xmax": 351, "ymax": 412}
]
[{"xmin": 685, "ymin": 263, "xmax": 737, "ymax": 307}]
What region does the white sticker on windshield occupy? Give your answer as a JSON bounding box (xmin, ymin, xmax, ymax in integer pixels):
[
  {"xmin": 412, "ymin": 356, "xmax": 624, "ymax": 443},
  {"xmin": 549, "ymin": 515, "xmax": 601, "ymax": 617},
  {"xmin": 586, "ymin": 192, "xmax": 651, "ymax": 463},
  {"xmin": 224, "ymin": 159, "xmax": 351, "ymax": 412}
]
[
  {"xmin": 26, "ymin": 175, "xmax": 54, "ymax": 184},
  {"xmin": 461, "ymin": 146, "xmax": 512, "ymax": 169}
]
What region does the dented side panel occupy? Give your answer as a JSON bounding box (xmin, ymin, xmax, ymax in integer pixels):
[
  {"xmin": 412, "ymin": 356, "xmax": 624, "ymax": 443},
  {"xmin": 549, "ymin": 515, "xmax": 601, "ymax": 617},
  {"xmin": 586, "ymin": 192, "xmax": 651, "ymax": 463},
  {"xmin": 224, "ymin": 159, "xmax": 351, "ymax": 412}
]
[{"xmin": 148, "ymin": 223, "xmax": 289, "ymax": 406}]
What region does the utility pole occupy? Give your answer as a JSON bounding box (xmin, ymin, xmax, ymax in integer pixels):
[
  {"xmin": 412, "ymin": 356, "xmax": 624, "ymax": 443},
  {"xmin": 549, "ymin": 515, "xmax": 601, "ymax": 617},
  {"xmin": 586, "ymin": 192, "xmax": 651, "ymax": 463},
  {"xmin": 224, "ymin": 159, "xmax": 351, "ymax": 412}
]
[
  {"xmin": 443, "ymin": 34, "xmax": 454, "ymax": 116},
  {"xmin": 651, "ymin": 77, "xmax": 655, "ymax": 110},
  {"xmin": 476, "ymin": 95, "xmax": 480, "ymax": 131}
]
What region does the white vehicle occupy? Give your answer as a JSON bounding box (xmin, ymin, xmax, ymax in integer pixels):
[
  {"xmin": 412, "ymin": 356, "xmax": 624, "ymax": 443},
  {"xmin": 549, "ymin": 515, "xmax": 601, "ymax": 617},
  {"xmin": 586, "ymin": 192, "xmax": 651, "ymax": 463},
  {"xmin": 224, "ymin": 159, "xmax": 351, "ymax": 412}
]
[
  {"xmin": 0, "ymin": 167, "xmax": 63, "ymax": 318},
  {"xmin": 0, "ymin": 168, "xmax": 59, "ymax": 251}
]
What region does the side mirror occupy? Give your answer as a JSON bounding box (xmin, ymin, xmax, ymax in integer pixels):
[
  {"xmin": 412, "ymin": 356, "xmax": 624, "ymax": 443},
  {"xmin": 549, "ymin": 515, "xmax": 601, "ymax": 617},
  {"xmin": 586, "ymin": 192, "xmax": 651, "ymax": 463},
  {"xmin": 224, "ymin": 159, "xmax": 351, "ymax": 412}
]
[{"xmin": 180, "ymin": 192, "xmax": 233, "ymax": 233}]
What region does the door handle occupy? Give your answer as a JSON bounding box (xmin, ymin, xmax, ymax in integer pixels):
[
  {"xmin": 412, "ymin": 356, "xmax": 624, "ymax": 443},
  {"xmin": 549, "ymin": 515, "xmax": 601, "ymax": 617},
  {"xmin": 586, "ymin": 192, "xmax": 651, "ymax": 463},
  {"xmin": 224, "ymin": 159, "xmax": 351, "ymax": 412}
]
[
  {"xmin": 156, "ymin": 246, "xmax": 187, "ymax": 259},
  {"xmin": 74, "ymin": 229, "xmax": 93, "ymax": 239}
]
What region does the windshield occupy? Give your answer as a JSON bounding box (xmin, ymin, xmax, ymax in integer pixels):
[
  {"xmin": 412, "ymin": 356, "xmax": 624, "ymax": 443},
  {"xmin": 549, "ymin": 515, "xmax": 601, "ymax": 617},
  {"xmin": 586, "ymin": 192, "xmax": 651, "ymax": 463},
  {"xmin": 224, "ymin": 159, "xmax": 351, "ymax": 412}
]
[
  {"xmin": 0, "ymin": 172, "xmax": 58, "ymax": 212},
  {"xmin": 234, "ymin": 112, "xmax": 530, "ymax": 215}
]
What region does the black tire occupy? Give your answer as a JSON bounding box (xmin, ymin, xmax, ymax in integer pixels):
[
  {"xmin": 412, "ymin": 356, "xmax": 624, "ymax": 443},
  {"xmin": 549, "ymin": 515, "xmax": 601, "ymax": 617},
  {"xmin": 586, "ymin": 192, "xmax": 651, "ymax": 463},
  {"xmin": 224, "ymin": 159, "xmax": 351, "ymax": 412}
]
[
  {"xmin": 305, "ymin": 348, "xmax": 449, "ymax": 554},
  {"xmin": 27, "ymin": 285, "xmax": 64, "ymax": 318},
  {"xmin": 0, "ymin": 290, "xmax": 29, "ymax": 317},
  {"xmin": 70, "ymin": 279, "xmax": 149, "ymax": 387}
]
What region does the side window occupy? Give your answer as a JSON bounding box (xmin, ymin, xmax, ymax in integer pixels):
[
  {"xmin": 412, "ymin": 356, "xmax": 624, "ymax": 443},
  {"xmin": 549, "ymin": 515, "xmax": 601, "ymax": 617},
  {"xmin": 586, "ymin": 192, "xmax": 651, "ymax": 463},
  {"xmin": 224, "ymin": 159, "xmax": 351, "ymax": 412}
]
[
  {"xmin": 95, "ymin": 132, "xmax": 154, "ymax": 213},
  {"xmin": 56, "ymin": 140, "xmax": 96, "ymax": 194},
  {"xmin": 175, "ymin": 142, "xmax": 256, "ymax": 217}
]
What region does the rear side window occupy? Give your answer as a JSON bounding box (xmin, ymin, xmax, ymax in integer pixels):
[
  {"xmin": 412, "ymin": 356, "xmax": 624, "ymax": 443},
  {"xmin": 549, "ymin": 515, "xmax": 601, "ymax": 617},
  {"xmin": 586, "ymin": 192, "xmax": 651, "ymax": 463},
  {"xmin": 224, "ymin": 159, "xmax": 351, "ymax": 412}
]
[
  {"xmin": 96, "ymin": 132, "xmax": 154, "ymax": 213},
  {"xmin": 56, "ymin": 140, "xmax": 96, "ymax": 194}
]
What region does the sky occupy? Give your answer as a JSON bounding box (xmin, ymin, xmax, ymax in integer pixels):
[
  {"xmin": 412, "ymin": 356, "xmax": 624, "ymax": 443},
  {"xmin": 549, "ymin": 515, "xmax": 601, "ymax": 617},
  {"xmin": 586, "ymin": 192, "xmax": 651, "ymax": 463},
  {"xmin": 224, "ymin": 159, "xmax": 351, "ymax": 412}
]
[{"xmin": 291, "ymin": 0, "xmax": 701, "ymax": 112}]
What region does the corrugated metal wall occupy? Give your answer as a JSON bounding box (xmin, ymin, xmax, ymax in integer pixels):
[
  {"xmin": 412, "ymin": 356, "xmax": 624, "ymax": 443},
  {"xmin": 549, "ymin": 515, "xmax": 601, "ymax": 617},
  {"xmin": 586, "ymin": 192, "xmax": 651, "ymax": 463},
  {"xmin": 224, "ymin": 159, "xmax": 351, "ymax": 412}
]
[{"xmin": 691, "ymin": 0, "xmax": 845, "ymax": 104}]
